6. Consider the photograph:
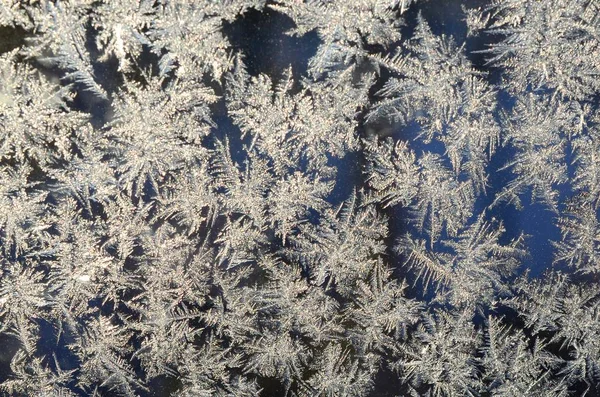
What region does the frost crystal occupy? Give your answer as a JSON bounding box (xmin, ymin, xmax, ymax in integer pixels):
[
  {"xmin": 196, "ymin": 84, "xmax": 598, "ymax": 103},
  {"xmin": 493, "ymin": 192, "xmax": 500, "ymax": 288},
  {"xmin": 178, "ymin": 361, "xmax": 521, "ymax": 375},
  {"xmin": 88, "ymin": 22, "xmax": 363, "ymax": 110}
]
[{"xmin": 0, "ymin": 0, "xmax": 599, "ymax": 396}]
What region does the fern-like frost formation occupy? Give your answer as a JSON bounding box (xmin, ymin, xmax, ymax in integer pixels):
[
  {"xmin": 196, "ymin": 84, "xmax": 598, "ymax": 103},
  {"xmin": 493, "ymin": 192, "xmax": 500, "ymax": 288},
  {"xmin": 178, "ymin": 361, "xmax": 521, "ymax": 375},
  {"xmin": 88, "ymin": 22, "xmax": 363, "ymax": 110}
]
[{"xmin": 0, "ymin": 0, "xmax": 599, "ymax": 396}]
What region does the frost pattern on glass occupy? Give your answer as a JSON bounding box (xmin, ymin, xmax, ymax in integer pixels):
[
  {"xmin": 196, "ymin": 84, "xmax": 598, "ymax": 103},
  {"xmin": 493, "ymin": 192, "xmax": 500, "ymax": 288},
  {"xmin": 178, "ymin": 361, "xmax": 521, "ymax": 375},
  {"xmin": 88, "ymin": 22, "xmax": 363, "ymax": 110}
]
[{"xmin": 0, "ymin": 0, "xmax": 599, "ymax": 396}]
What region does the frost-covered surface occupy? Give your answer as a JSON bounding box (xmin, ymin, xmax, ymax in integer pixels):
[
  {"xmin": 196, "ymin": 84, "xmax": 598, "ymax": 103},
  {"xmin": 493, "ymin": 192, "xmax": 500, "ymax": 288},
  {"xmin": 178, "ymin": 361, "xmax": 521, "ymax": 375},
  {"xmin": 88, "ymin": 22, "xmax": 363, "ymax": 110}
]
[{"xmin": 0, "ymin": 0, "xmax": 600, "ymax": 396}]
